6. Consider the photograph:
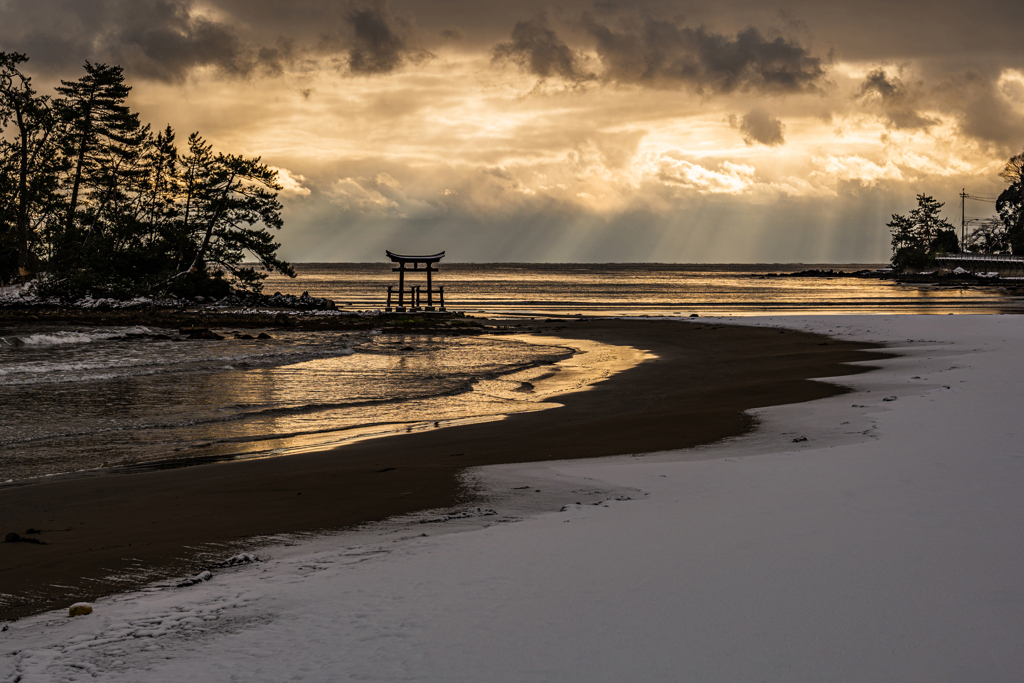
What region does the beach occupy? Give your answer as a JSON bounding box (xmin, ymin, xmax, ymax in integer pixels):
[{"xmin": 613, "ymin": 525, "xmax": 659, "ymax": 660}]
[
  {"xmin": 0, "ymin": 318, "xmax": 881, "ymax": 620},
  {"xmin": 5, "ymin": 314, "xmax": 1024, "ymax": 681}
]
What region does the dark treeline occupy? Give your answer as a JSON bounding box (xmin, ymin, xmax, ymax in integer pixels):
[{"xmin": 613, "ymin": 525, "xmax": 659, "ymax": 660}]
[
  {"xmin": 889, "ymin": 147, "xmax": 1024, "ymax": 270},
  {"xmin": 0, "ymin": 53, "xmax": 294, "ymax": 299}
]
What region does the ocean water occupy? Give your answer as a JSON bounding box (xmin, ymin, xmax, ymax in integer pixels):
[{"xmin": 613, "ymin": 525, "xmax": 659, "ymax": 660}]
[
  {"xmin": 3, "ymin": 263, "xmax": 1022, "ymax": 482},
  {"xmin": 262, "ymin": 263, "xmax": 1024, "ymax": 316},
  {"xmin": 0, "ymin": 325, "xmax": 575, "ymax": 482}
]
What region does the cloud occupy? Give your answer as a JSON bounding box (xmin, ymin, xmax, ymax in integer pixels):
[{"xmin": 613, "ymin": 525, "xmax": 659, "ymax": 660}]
[
  {"xmin": 856, "ymin": 68, "xmax": 937, "ymax": 131},
  {"xmin": 655, "ymin": 155, "xmax": 757, "ymax": 194},
  {"xmin": 270, "ymin": 167, "xmax": 312, "ymax": 197},
  {"xmin": 582, "ymin": 16, "xmax": 828, "ymax": 94},
  {"xmin": 812, "ymin": 155, "xmax": 904, "ymax": 186},
  {"xmin": 105, "ymin": 3, "xmax": 255, "ymax": 81},
  {"xmin": 257, "ymin": 39, "xmax": 297, "ymax": 78},
  {"xmin": 492, "ymin": 13, "xmax": 593, "ymax": 82},
  {"xmin": 0, "ymin": 0, "xmax": 254, "ymax": 82},
  {"xmin": 936, "ymin": 69, "xmax": 1024, "ymax": 150},
  {"xmin": 729, "ymin": 107, "xmax": 786, "ymax": 146},
  {"xmin": 344, "ymin": 5, "xmax": 430, "ymax": 75},
  {"xmin": 0, "ymin": 0, "xmax": 432, "ymax": 81},
  {"xmin": 328, "ymin": 173, "xmax": 444, "ymax": 219}
]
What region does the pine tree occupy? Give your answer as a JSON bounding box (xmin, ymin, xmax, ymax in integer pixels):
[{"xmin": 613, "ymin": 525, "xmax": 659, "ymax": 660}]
[
  {"xmin": 0, "ymin": 52, "xmax": 57, "ymax": 284},
  {"xmin": 888, "ymin": 194, "xmax": 958, "ymax": 270},
  {"xmin": 166, "ymin": 132, "xmax": 293, "ymax": 296},
  {"xmin": 54, "ymin": 63, "xmax": 142, "ymax": 253},
  {"xmin": 997, "ymin": 147, "xmax": 1024, "ymax": 255},
  {"xmin": 1, "ymin": 53, "xmax": 295, "ymax": 298}
]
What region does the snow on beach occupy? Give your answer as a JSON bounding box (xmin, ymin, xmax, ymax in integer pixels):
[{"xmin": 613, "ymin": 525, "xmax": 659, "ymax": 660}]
[{"xmin": 4, "ymin": 314, "xmax": 1024, "ymax": 682}]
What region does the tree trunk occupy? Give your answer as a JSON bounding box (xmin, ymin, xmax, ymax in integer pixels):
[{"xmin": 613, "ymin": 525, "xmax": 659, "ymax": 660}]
[
  {"xmin": 186, "ymin": 172, "xmax": 236, "ymax": 275},
  {"xmin": 64, "ymin": 96, "xmax": 94, "ymax": 238},
  {"xmin": 15, "ymin": 108, "xmax": 31, "ymax": 283}
]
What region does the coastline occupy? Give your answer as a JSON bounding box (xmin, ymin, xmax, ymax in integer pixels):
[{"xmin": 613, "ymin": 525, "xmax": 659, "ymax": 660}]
[{"xmin": 0, "ymin": 318, "xmax": 886, "ymax": 620}]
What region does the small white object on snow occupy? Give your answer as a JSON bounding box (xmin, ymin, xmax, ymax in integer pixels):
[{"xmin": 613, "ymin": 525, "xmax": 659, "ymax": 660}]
[{"xmin": 68, "ymin": 603, "xmax": 92, "ymax": 617}]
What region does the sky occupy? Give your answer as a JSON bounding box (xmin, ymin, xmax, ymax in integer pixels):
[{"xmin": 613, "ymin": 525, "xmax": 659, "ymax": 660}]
[{"xmin": 2, "ymin": 0, "xmax": 1023, "ymax": 263}]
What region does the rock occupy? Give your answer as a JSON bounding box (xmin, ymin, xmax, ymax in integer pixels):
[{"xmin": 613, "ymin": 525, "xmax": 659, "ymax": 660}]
[
  {"xmin": 176, "ymin": 570, "xmax": 213, "ymax": 587},
  {"xmin": 257, "ymin": 332, "xmax": 272, "ymax": 339},
  {"xmin": 235, "ymin": 333, "xmax": 255, "ymax": 340},
  {"xmin": 68, "ymin": 603, "xmax": 93, "ymax": 617},
  {"xmin": 211, "ymin": 553, "xmax": 259, "ymax": 568},
  {"xmin": 179, "ymin": 327, "xmax": 224, "ymax": 340},
  {"xmin": 5, "ymin": 532, "xmax": 46, "ymax": 544},
  {"xmin": 24, "ymin": 528, "xmax": 41, "ymax": 534},
  {"xmin": 689, "ymin": 313, "xmax": 699, "ymax": 318}
]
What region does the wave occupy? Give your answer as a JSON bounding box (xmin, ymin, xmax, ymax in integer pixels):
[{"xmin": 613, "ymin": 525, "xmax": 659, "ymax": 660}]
[
  {"xmin": 0, "ymin": 344, "xmax": 356, "ymax": 384},
  {"xmin": 1, "ymin": 326, "xmax": 157, "ymax": 348}
]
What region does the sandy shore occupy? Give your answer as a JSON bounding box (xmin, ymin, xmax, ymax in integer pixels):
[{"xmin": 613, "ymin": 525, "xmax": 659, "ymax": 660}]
[{"xmin": 0, "ymin": 318, "xmax": 885, "ymax": 620}]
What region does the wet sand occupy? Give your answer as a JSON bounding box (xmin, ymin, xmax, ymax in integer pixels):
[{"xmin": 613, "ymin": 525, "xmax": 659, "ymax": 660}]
[{"xmin": 0, "ymin": 319, "xmax": 888, "ymax": 620}]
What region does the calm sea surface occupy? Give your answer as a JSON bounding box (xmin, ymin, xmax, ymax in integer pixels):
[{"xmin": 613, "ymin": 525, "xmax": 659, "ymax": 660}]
[
  {"xmin": 4, "ymin": 263, "xmax": 1022, "ymax": 482},
  {"xmin": 263, "ymin": 263, "xmax": 1024, "ymax": 316}
]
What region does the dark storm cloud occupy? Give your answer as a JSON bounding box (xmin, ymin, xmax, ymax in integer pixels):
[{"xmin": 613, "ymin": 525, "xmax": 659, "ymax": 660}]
[
  {"xmin": 581, "ymin": 16, "xmax": 829, "ymax": 94},
  {"xmin": 856, "ymin": 68, "xmax": 937, "ymax": 131},
  {"xmin": 345, "ymin": 5, "xmax": 420, "ymax": 74},
  {"xmin": 492, "ymin": 14, "xmax": 593, "ymax": 82},
  {"xmin": 257, "ymin": 39, "xmax": 298, "ymax": 79},
  {"xmin": 0, "ymin": 0, "xmax": 253, "ymax": 81},
  {"xmin": 729, "ymin": 107, "xmax": 785, "ymax": 146},
  {"xmin": 0, "ymin": 0, "xmax": 430, "ymax": 81},
  {"xmin": 104, "ymin": 1, "xmax": 253, "ymax": 81},
  {"xmin": 938, "ymin": 70, "xmax": 1024, "ymax": 151},
  {"xmin": 314, "ymin": 3, "xmax": 433, "ymax": 75}
]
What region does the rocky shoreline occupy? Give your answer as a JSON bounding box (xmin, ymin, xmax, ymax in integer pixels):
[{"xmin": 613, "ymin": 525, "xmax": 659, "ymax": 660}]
[
  {"xmin": 761, "ymin": 267, "xmax": 1024, "ymax": 289},
  {"xmin": 0, "ymin": 305, "xmax": 485, "ymax": 333},
  {"xmin": 0, "ymin": 286, "xmax": 490, "ymax": 333}
]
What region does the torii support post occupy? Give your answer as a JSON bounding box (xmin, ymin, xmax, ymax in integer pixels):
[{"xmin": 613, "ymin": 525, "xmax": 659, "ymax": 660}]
[
  {"xmin": 398, "ymin": 267, "xmax": 405, "ymax": 311},
  {"xmin": 385, "ymin": 250, "xmax": 446, "ymax": 313},
  {"xmin": 426, "ymin": 267, "xmax": 434, "ymax": 310}
]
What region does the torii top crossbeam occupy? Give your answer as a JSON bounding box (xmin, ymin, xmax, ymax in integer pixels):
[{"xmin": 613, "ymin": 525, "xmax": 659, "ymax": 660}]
[{"xmin": 386, "ymin": 250, "xmax": 445, "ymax": 264}]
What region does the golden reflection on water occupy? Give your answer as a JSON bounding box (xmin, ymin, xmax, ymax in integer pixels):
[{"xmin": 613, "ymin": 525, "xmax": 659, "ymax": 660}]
[
  {"xmin": 188, "ymin": 334, "xmax": 648, "ymax": 463},
  {"xmin": 261, "ymin": 263, "xmax": 1024, "ymax": 315}
]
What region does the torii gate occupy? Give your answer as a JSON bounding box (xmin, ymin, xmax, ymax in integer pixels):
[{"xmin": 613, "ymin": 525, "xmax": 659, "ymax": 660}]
[{"xmin": 385, "ymin": 250, "xmax": 446, "ymax": 312}]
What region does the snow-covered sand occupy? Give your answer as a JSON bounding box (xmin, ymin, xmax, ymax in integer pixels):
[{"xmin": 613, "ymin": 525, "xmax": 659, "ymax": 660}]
[{"xmin": 4, "ymin": 315, "xmax": 1024, "ymax": 682}]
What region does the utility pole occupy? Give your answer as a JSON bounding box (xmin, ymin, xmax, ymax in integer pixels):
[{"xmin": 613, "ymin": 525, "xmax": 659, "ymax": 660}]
[{"xmin": 961, "ymin": 188, "xmax": 967, "ymax": 251}]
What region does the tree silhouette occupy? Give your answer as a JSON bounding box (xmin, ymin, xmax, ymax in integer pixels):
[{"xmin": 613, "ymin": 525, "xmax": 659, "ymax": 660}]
[
  {"xmin": 0, "ymin": 52, "xmax": 294, "ymax": 297},
  {"xmin": 888, "ymin": 194, "xmax": 958, "ymax": 270},
  {"xmin": 997, "ymin": 146, "xmax": 1024, "ymax": 255},
  {"xmin": 0, "ymin": 52, "xmax": 55, "ymax": 283}
]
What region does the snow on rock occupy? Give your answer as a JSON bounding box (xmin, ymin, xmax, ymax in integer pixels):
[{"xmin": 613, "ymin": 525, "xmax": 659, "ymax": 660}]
[
  {"xmin": 175, "ymin": 571, "xmax": 212, "ymax": 588},
  {"xmin": 3, "ymin": 315, "xmax": 1024, "ymax": 682},
  {"xmin": 418, "ymin": 507, "xmax": 497, "ymax": 524},
  {"xmin": 211, "ymin": 553, "xmax": 259, "ymax": 568}
]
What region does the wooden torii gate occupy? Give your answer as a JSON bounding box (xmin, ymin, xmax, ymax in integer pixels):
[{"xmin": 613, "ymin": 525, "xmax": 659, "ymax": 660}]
[{"xmin": 385, "ymin": 250, "xmax": 446, "ymax": 312}]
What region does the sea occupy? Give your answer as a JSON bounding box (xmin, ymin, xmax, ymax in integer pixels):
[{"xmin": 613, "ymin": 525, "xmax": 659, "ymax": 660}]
[{"xmin": 3, "ymin": 263, "xmax": 1022, "ymax": 483}]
